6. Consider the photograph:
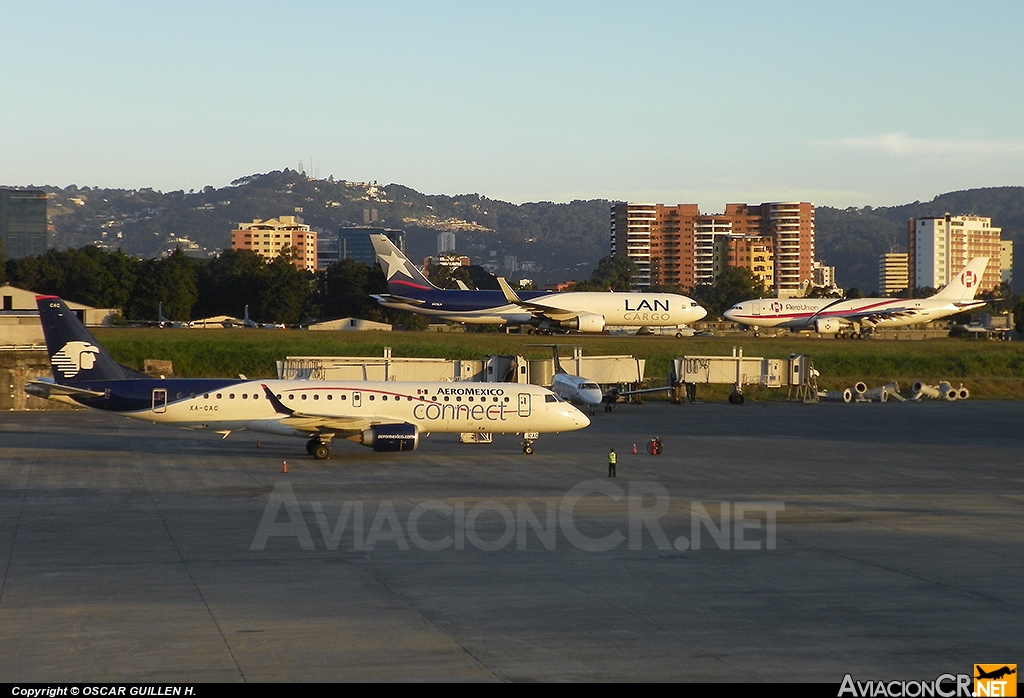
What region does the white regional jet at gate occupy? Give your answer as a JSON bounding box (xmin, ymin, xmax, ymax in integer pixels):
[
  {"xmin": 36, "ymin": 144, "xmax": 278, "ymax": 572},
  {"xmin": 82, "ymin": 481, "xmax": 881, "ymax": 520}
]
[
  {"xmin": 369, "ymin": 234, "xmax": 707, "ymax": 333},
  {"xmin": 27, "ymin": 296, "xmax": 590, "ymax": 459},
  {"xmin": 723, "ymin": 258, "xmax": 990, "ymax": 338}
]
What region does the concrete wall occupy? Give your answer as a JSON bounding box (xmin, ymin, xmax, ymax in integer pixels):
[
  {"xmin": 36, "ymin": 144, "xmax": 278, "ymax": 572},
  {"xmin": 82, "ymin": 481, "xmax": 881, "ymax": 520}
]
[{"xmin": 0, "ymin": 350, "xmax": 81, "ymax": 411}]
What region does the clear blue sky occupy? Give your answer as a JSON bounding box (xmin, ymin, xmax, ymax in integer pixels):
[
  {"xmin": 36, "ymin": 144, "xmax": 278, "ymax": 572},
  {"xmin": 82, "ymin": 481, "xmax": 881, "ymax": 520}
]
[{"xmin": 2, "ymin": 1, "xmax": 1023, "ymax": 210}]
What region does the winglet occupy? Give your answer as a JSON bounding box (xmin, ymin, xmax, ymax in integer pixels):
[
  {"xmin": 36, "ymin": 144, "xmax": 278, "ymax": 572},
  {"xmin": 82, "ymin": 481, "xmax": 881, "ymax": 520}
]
[
  {"xmin": 497, "ymin": 277, "xmax": 523, "ymax": 305},
  {"xmin": 261, "ymin": 384, "xmax": 294, "ymax": 415}
]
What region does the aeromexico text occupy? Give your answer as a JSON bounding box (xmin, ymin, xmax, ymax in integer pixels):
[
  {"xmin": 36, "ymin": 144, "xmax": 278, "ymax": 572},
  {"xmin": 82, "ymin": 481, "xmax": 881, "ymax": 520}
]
[{"xmin": 433, "ymin": 387, "xmax": 507, "ymax": 396}]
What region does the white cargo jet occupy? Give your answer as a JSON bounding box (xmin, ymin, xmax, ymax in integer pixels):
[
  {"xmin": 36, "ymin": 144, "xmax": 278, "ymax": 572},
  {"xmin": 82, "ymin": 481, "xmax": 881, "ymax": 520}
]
[
  {"xmin": 27, "ymin": 296, "xmax": 590, "ymax": 459},
  {"xmin": 369, "ymin": 234, "xmax": 707, "ymax": 333},
  {"xmin": 723, "ymin": 258, "xmax": 990, "ymax": 338}
]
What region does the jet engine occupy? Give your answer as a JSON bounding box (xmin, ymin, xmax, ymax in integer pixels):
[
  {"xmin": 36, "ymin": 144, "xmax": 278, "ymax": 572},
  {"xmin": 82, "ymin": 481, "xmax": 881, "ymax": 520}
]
[
  {"xmin": 353, "ymin": 423, "xmax": 420, "ymax": 451},
  {"xmin": 815, "ymin": 318, "xmax": 842, "ymax": 334},
  {"xmin": 562, "ymin": 313, "xmax": 606, "ymax": 333}
]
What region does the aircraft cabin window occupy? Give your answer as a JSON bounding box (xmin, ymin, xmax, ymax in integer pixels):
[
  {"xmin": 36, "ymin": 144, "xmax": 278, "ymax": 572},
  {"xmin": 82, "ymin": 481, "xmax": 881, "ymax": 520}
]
[
  {"xmin": 468, "ymin": 397, "xmax": 473, "ymax": 402},
  {"xmin": 341, "ymin": 394, "xmax": 347, "ymax": 400},
  {"xmin": 369, "ymin": 395, "xmax": 375, "ymax": 401},
  {"xmin": 229, "ymin": 394, "xmax": 235, "ymax": 399},
  {"xmin": 327, "ymin": 394, "xmax": 333, "ymax": 400},
  {"xmin": 204, "ymin": 394, "xmax": 209, "ymax": 399},
  {"xmin": 301, "ymin": 394, "xmax": 307, "ymax": 400},
  {"xmin": 242, "ymin": 394, "xmax": 247, "ymax": 399},
  {"xmin": 444, "ymin": 396, "xmax": 450, "ymax": 402},
  {"xmin": 216, "ymin": 394, "xmax": 222, "ymax": 399},
  {"xmin": 382, "ymin": 395, "xmax": 388, "ymax": 401},
  {"xmin": 456, "ymin": 396, "xmax": 461, "ymax": 402},
  {"xmin": 493, "ymin": 397, "xmax": 498, "ymax": 402},
  {"xmin": 313, "ymin": 394, "xmax": 319, "ymax": 400}
]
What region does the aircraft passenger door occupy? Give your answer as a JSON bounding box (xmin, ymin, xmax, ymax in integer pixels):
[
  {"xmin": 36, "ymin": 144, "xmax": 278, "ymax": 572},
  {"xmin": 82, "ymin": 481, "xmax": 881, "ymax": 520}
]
[
  {"xmin": 152, "ymin": 389, "xmax": 168, "ymax": 414},
  {"xmin": 517, "ymin": 393, "xmax": 531, "ymax": 417},
  {"xmin": 352, "ymin": 391, "xmax": 362, "ymax": 408},
  {"xmin": 751, "ymin": 301, "xmax": 762, "ymax": 317}
]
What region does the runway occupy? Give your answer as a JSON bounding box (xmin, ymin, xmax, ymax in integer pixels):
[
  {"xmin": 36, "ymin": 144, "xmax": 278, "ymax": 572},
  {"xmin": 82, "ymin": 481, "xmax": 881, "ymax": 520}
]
[{"xmin": 0, "ymin": 400, "xmax": 1021, "ymax": 682}]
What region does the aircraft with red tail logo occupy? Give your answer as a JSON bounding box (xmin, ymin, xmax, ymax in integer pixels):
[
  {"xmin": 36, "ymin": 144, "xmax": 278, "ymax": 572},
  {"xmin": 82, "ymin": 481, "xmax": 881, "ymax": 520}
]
[{"xmin": 723, "ymin": 258, "xmax": 990, "ymax": 339}]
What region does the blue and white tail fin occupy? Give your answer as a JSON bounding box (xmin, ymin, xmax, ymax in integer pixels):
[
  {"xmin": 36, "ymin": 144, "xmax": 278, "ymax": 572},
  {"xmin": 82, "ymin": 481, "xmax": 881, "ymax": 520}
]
[
  {"xmin": 932, "ymin": 258, "xmax": 989, "ymax": 300},
  {"xmin": 369, "ymin": 233, "xmax": 439, "ymax": 294},
  {"xmin": 36, "ymin": 296, "xmax": 147, "ymax": 382}
]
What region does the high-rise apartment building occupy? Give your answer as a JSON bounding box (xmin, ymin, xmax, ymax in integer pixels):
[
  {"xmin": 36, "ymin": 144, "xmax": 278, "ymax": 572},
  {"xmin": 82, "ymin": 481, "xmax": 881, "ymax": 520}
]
[
  {"xmin": 0, "ymin": 189, "xmax": 48, "ymax": 259},
  {"xmin": 611, "ymin": 201, "xmax": 813, "ymax": 295},
  {"xmin": 333, "ymin": 227, "xmax": 406, "ymax": 266},
  {"xmin": 231, "ymin": 216, "xmax": 317, "ymax": 271},
  {"xmin": 878, "ymin": 253, "xmax": 909, "ymax": 296},
  {"xmin": 722, "ymin": 235, "xmax": 775, "ymax": 291},
  {"xmin": 437, "ymin": 232, "xmax": 456, "ymax": 254},
  {"xmin": 907, "ymin": 215, "xmax": 1001, "ymax": 291}
]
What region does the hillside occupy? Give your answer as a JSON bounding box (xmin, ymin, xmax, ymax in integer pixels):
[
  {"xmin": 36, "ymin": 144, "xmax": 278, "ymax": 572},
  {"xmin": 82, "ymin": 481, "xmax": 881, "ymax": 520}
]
[
  {"xmin": 38, "ymin": 171, "xmax": 610, "ymax": 285},
  {"xmin": 14, "ymin": 172, "xmax": 1024, "ymax": 292},
  {"xmin": 817, "ymin": 187, "xmax": 1024, "ymax": 292}
]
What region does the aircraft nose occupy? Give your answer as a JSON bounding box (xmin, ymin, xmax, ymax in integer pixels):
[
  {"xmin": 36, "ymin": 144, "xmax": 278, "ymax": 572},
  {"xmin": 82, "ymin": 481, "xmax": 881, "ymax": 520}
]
[
  {"xmin": 693, "ymin": 305, "xmax": 709, "ymax": 321},
  {"xmin": 565, "ymin": 405, "xmax": 590, "ymax": 430},
  {"xmin": 723, "ymin": 306, "xmax": 739, "ymax": 321}
]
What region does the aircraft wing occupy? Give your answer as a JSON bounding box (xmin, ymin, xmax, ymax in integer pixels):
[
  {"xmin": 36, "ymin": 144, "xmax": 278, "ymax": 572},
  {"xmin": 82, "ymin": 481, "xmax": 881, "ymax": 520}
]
[
  {"xmin": 259, "ymin": 384, "xmax": 403, "ymax": 434},
  {"xmin": 496, "ymin": 278, "xmax": 579, "ymax": 321}
]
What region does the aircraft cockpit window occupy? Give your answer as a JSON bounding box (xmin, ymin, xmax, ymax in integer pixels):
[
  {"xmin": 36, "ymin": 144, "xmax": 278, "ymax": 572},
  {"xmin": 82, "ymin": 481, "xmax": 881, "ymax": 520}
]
[
  {"xmin": 582, "ymin": 383, "xmax": 600, "ymax": 390},
  {"xmin": 545, "ymin": 395, "xmax": 558, "ymax": 403}
]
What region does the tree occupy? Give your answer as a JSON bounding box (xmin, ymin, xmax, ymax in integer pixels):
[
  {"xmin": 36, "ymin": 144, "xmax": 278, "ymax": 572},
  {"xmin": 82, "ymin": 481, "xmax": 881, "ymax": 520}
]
[
  {"xmin": 571, "ymin": 255, "xmax": 637, "ymax": 291},
  {"xmin": 195, "ymin": 248, "xmax": 268, "ymax": 319},
  {"xmin": 257, "ymin": 250, "xmax": 312, "ymax": 324},
  {"xmin": 126, "ymin": 248, "xmax": 198, "ymax": 320},
  {"xmin": 692, "ymin": 268, "xmax": 767, "ymax": 319}
]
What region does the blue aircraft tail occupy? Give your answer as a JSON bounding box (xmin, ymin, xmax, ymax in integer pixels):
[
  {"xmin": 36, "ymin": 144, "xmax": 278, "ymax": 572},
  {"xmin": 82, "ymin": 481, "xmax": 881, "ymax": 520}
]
[
  {"xmin": 36, "ymin": 296, "xmax": 147, "ymax": 383},
  {"xmin": 369, "ymin": 233, "xmax": 440, "ymax": 295}
]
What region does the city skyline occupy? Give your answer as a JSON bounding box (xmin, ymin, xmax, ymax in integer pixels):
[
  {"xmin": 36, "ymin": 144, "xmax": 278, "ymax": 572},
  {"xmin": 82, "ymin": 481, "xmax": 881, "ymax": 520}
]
[{"xmin": 2, "ymin": 2, "xmax": 1023, "ymax": 210}]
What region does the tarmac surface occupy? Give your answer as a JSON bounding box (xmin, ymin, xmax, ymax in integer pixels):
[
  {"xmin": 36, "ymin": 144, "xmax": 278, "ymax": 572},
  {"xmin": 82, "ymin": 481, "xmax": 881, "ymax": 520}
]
[{"xmin": 0, "ymin": 399, "xmax": 1021, "ymax": 682}]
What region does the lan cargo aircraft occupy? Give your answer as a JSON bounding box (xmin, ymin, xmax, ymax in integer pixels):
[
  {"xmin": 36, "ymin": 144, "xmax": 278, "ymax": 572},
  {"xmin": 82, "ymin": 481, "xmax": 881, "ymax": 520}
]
[
  {"xmin": 27, "ymin": 296, "xmax": 590, "ymax": 459},
  {"xmin": 724, "ymin": 258, "xmax": 990, "ymax": 338},
  {"xmin": 369, "ymin": 234, "xmax": 707, "ymax": 333}
]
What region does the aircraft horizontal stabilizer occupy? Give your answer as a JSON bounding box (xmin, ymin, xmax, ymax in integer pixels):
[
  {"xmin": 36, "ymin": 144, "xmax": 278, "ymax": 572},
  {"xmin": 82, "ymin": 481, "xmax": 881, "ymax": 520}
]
[{"xmin": 25, "ymin": 379, "xmax": 106, "ymax": 399}]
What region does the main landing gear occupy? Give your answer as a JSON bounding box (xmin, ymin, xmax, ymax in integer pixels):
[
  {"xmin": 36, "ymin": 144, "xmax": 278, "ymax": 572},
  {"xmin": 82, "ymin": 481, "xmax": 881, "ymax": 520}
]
[{"xmin": 306, "ymin": 436, "xmax": 333, "ymax": 460}]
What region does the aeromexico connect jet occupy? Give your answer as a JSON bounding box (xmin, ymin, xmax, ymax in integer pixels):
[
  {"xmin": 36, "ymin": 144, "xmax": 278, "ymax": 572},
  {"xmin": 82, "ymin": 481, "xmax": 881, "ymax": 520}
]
[
  {"xmin": 723, "ymin": 258, "xmax": 990, "ymax": 339},
  {"xmin": 369, "ymin": 234, "xmax": 708, "ymax": 333},
  {"xmin": 27, "ymin": 296, "xmax": 590, "ymax": 459}
]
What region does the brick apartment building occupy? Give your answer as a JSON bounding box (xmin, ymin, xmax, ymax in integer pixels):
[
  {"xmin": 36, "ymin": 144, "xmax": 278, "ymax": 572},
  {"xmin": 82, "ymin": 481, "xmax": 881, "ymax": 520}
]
[
  {"xmin": 611, "ymin": 201, "xmax": 814, "ymax": 296},
  {"xmin": 230, "ymin": 216, "xmax": 317, "ymax": 271}
]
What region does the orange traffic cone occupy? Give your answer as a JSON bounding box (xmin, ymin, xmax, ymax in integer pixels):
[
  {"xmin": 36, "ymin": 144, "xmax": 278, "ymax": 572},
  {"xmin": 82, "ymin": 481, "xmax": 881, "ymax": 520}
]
[
  {"xmin": 282, "ymin": 461, "xmax": 288, "ymax": 474},
  {"xmin": 632, "ymin": 443, "xmax": 637, "ymax": 454}
]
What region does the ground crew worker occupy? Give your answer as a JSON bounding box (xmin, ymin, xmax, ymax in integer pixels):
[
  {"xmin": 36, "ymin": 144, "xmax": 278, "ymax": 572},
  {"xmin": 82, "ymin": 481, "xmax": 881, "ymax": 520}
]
[{"xmin": 608, "ymin": 448, "xmax": 617, "ymax": 477}]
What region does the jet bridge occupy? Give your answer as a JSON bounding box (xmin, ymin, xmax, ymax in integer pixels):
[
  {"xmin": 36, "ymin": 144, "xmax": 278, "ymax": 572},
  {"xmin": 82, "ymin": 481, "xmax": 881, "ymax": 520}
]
[{"xmin": 670, "ymin": 347, "xmax": 818, "ymax": 404}]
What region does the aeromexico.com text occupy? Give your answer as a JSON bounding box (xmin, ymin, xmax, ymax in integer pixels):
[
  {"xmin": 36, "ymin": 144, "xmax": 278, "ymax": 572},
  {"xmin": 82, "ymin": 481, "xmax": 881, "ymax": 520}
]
[{"xmin": 251, "ymin": 480, "xmax": 783, "ymax": 553}]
